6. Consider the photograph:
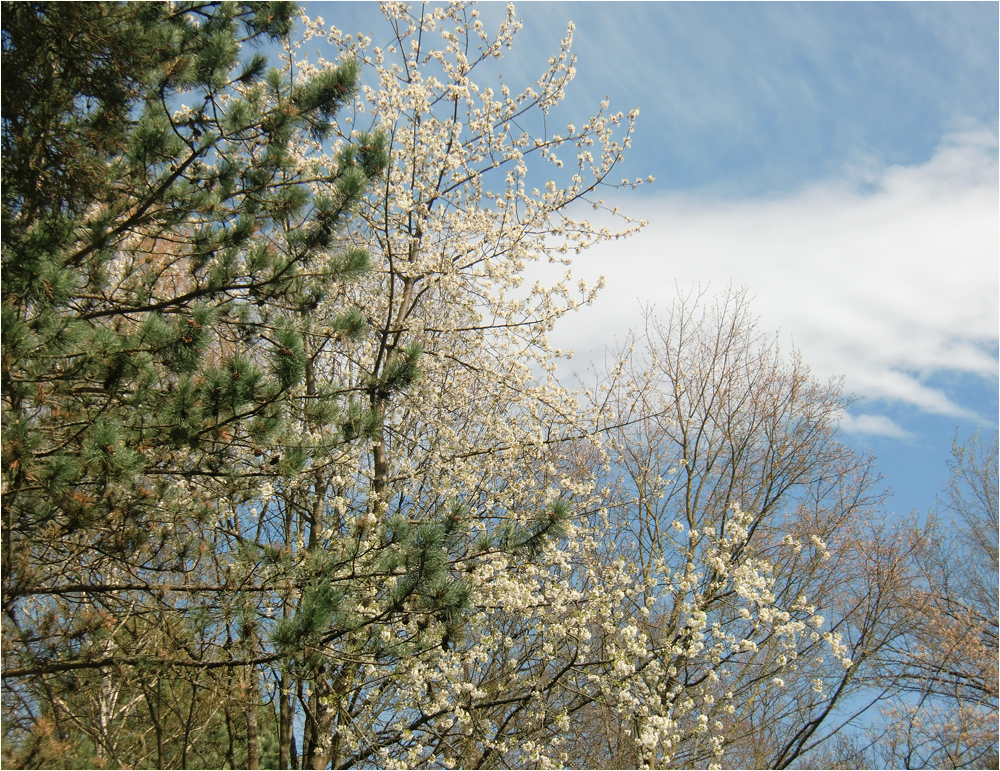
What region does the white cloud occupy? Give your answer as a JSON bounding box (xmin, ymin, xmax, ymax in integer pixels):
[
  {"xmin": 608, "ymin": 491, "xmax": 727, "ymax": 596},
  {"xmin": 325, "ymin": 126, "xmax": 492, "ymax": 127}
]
[
  {"xmin": 837, "ymin": 413, "xmax": 914, "ymax": 439},
  {"xmin": 551, "ymin": 131, "xmax": 999, "ymax": 421}
]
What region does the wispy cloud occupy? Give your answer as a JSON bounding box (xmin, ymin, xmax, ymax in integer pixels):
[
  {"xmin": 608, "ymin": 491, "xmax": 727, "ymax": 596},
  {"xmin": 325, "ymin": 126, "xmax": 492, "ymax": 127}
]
[
  {"xmin": 552, "ymin": 131, "xmax": 999, "ymax": 422},
  {"xmin": 495, "ymin": 1, "xmax": 999, "ymax": 195},
  {"xmin": 838, "ymin": 413, "xmax": 914, "ymax": 439}
]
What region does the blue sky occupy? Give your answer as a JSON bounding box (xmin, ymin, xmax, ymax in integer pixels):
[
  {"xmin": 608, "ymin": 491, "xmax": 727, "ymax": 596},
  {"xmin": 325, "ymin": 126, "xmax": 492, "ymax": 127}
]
[{"xmin": 303, "ymin": 1, "xmax": 998, "ymax": 519}]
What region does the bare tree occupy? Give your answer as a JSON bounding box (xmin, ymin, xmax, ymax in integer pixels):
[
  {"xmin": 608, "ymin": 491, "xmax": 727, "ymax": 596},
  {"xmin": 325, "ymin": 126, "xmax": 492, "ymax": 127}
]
[
  {"xmin": 565, "ymin": 286, "xmax": 922, "ymax": 769},
  {"xmin": 855, "ymin": 430, "xmax": 999, "ymax": 770}
]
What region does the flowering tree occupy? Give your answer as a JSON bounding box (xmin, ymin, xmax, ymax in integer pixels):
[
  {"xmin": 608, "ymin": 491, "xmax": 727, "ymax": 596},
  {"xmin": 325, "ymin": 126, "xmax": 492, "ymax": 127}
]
[
  {"xmin": 227, "ymin": 3, "xmax": 654, "ymax": 767},
  {"xmin": 559, "ymin": 287, "xmax": 917, "ymax": 769}
]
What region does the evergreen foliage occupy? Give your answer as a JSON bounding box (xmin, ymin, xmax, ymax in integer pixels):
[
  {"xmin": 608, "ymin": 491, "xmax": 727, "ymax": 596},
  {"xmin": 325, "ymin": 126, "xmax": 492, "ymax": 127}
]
[{"xmin": 0, "ymin": 2, "xmax": 396, "ymax": 765}]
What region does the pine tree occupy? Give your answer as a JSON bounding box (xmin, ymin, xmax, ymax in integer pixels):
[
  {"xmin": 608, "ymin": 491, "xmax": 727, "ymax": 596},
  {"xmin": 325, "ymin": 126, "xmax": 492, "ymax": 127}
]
[{"xmin": 1, "ymin": 2, "xmax": 389, "ymax": 764}]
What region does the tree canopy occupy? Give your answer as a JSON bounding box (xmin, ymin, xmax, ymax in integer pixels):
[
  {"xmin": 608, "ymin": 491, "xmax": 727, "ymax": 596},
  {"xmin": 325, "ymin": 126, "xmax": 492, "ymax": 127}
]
[{"xmin": 3, "ymin": 3, "xmax": 995, "ymax": 770}]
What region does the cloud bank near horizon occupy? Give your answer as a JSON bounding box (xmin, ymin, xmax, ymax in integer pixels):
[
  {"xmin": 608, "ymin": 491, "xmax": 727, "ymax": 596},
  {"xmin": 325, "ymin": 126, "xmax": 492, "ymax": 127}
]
[{"xmin": 551, "ymin": 130, "xmax": 998, "ymax": 436}]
